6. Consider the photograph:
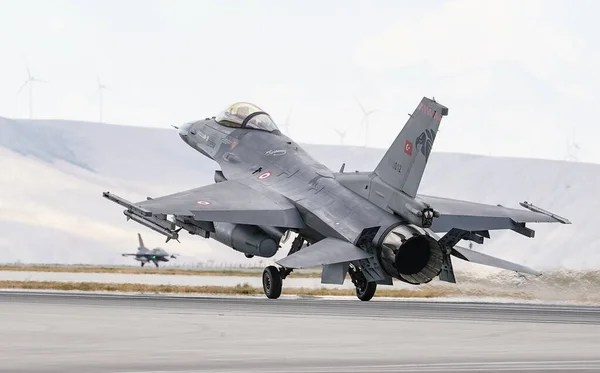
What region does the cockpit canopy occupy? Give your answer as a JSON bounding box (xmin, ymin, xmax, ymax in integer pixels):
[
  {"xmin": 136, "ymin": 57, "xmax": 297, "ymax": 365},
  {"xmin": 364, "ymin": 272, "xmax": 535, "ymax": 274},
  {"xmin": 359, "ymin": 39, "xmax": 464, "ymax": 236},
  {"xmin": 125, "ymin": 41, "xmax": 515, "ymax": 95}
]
[{"xmin": 215, "ymin": 102, "xmax": 279, "ymax": 132}]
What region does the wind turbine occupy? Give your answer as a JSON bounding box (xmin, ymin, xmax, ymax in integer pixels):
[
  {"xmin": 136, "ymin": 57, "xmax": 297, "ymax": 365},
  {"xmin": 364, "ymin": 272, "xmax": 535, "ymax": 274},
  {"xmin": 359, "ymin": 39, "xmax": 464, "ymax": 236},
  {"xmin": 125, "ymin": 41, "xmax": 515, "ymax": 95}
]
[
  {"xmin": 279, "ymin": 106, "xmax": 293, "ymax": 136},
  {"xmin": 17, "ymin": 58, "xmax": 45, "ymax": 119},
  {"xmin": 332, "ymin": 127, "xmax": 349, "ymax": 145},
  {"xmin": 94, "ymin": 74, "xmax": 108, "ymax": 123},
  {"xmin": 355, "ymin": 98, "xmax": 378, "ymax": 147},
  {"xmin": 565, "ymin": 128, "xmax": 581, "ymax": 162}
]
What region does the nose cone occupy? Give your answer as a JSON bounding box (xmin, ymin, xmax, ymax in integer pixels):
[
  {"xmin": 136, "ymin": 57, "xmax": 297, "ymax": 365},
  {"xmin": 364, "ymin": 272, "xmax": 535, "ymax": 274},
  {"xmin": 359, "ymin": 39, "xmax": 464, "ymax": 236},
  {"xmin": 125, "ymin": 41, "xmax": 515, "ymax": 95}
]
[{"xmin": 178, "ymin": 122, "xmax": 193, "ymax": 139}]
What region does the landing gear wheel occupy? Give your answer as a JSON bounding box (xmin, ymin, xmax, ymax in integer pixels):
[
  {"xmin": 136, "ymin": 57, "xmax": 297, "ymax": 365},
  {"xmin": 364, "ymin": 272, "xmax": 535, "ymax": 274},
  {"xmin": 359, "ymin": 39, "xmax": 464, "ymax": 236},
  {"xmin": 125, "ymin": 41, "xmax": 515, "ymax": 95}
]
[
  {"xmin": 349, "ymin": 264, "xmax": 377, "ymax": 301},
  {"xmin": 262, "ymin": 266, "xmax": 282, "ymax": 299},
  {"xmin": 356, "ymin": 281, "xmax": 377, "ymax": 302},
  {"xmin": 141, "ymin": 262, "xmax": 145, "ymax": 267}
]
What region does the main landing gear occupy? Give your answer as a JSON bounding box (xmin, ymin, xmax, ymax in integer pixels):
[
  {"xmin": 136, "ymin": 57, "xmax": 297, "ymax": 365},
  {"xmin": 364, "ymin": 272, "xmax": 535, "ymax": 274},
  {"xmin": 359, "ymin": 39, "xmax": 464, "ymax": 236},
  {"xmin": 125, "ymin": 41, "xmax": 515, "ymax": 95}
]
[
  {"xmin": 348, "ymin": 263, "xmax": 377, "ymax": 301},
  {"xmin": 262, "ymin": 265, "xmax": 283, "ymax": 299},
  {"xmin": 260, "ymin": 236, "xmax": 377, "ymax": 301},
  {"xmin": 262, "ymin": 235, "xmax": 304, "ymax": 299}
]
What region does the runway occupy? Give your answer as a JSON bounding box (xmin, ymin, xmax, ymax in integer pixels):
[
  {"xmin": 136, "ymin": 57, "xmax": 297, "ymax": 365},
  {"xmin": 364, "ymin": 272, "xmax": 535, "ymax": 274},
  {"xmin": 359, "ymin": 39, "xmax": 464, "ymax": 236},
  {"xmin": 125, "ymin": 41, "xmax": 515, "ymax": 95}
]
[{"xmin": 1, "ymin": 291, "xmax": 600, "ymax": 372}]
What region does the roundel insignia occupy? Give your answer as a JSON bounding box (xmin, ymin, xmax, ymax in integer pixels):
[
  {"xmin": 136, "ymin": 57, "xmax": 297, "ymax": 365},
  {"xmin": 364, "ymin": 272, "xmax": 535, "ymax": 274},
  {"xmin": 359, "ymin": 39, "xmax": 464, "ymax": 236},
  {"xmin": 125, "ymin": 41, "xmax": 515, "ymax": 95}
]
[
  {"xmin": 258, "ymin": 171, "xmax": 272, "ymax": 180},
  {"xmin": 196, "ymin": 200, "xmax": 211, "ymax": 205}
]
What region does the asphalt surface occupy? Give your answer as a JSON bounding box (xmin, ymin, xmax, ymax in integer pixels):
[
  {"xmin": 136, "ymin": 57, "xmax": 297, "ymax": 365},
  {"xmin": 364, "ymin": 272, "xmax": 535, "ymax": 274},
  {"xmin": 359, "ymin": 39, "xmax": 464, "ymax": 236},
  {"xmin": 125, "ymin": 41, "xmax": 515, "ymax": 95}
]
[{"xmin": 1, "ymin": 291, "xmax": 600, "ymax": 372}]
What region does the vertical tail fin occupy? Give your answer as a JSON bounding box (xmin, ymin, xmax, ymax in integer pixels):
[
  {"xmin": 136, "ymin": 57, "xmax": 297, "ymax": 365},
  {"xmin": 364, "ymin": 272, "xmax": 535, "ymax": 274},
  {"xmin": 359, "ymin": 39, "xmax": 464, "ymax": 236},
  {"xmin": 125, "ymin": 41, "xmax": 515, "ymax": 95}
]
[
  {"xmin": 373, "ymin": 97, "xmax": 448, "ymax": 198},
  {"xmin": 137, "ymin": 233, "xmax": 145, "ymax": 249}
]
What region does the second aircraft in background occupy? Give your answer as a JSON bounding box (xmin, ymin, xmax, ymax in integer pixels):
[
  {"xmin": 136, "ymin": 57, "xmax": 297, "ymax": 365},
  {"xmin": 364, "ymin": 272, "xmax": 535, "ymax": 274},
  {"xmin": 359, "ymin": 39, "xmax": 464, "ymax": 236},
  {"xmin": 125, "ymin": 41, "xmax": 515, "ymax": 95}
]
[{"xmin": 122, "ymin": 233, "xmax": 178, "ymax": 268}]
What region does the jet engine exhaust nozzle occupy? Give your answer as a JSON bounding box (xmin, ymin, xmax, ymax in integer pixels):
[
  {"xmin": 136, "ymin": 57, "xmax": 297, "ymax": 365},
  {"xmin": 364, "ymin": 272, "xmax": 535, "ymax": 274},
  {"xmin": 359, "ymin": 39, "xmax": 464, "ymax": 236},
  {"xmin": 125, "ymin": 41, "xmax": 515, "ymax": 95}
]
[{"xmin": 377, "ymin": 223, "xmax": 443, "ymax": 284}]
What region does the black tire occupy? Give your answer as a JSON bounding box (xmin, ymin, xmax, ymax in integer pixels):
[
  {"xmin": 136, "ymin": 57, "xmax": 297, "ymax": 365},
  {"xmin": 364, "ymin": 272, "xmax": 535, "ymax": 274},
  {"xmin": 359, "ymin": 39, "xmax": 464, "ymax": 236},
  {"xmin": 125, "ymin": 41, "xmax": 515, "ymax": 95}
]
[
  {"xmin": 141, "ymin": 262, "xmax": 145, "ymax": 267},
  {"xmin": 356, "ymin": 281, "xmax": 377, "ymax": 301},
  {"xmin": 262, "ymin": 266, "xmax": 283, "ymax": 299}
]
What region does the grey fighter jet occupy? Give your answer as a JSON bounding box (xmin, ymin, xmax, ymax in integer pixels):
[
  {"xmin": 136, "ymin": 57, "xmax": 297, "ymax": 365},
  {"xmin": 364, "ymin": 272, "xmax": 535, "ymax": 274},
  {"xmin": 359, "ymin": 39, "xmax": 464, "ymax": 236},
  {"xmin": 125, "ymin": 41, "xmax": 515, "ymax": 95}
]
[
  {"xmin": 121, "ymin": 233, "xmax": 178, "ymax": 267},
  {"xmin": 103, "ymin": 98, "xmax": 570, "ymax": 300}
]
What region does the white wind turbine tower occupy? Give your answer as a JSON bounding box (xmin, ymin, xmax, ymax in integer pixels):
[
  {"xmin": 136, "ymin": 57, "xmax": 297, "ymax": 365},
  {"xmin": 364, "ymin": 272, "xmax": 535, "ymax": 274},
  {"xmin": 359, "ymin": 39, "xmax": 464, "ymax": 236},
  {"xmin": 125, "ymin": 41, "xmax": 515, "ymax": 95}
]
[
  {"xmin": 94, "ymin": 74, "xmax": 108, "ymax": 123},
  {"xmin": 355, "ymin": 98, "xmax": 378, "ymax": 147},
  {"xmin": 17, "ymin": 58, "xmax": 45, "ymax": 119}
]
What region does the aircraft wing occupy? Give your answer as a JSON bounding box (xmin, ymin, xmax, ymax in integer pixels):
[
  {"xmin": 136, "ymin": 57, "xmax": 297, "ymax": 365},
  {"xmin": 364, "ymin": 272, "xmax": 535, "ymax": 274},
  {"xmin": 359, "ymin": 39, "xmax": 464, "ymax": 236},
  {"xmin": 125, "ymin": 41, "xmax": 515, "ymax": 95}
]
[
  {"xmin": 417, "ymin": 195, "xmax": 571, "ymax": 234},
  {"xmin": 104, "ymin": 179, "xmax": 305, "ymax": 229}
]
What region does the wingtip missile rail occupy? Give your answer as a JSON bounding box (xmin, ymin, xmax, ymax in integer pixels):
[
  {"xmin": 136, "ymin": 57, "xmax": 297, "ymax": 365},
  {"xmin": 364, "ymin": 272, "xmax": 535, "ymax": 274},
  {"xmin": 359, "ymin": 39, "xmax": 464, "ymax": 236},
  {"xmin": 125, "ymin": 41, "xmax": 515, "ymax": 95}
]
[
  {"xmin": 102, "ymin": 192, "xmax": 152, "ymax": 217},
  {"xmin": 519, "ymin": 201, "xmax": 572, "ymax": 224},
  {"xmin": 103, "ymin": 191, "xmax": 180, "ymax": 242}
]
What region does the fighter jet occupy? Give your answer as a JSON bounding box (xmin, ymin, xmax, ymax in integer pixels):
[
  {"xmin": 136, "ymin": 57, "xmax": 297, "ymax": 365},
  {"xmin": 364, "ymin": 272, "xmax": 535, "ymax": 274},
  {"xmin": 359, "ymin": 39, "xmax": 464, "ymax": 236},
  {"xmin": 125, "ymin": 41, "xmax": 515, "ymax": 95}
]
[
  {"xmin": 121, "ymin": 233, "xmax": 178, "ymax": 267},
  {"xmin": 103, "ymin": 98, "xmax": 570, "ymax": 301}
]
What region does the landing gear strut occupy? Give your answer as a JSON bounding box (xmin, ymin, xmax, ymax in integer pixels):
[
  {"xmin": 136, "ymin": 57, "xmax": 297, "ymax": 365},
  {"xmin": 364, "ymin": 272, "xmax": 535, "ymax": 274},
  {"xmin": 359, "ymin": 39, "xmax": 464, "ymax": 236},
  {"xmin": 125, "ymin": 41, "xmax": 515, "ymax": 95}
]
[
  {"xmin": 261, "ymin": 235, "xmax": 305, "ymax": 299},
  {"xmin": 349, "ymin": 264, "xmax": 377, "ymax": 301}
]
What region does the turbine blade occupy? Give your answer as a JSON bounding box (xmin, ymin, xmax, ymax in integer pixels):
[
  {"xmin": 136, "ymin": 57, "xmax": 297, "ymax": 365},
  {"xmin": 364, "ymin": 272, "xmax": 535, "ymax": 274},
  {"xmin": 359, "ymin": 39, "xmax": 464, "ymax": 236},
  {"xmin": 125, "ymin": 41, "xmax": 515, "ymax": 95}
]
[
  {"xmin": 332, "ymin": 127, "xmax": 346, "ymax": 136},
  {"xmin": 22, "ymin": 54, "xmax": 31, "ymax": 78},
  {"xmin": 355, "ymin": 97, "xmax": 367, "ymax": 114},
  {"xmin": 16, "ymin": 80, "xmax": 28, "ymax": 94}
]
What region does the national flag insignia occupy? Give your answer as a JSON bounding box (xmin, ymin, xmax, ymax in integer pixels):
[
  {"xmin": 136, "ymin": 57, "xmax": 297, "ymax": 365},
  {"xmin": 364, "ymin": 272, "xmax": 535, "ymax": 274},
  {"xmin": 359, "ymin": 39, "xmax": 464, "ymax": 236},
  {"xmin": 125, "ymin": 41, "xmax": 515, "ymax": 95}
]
[{"xmin": 404, "ymin": 140, "xmax": 413, "ymax": 155}]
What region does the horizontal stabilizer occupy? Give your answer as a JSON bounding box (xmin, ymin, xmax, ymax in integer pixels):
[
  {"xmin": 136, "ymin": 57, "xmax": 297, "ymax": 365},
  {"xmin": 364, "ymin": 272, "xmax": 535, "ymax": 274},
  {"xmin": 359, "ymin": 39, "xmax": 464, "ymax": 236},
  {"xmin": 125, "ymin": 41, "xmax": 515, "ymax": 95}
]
[
  {"xmin": 451, "ymin": 245, "xmax": 541, "ymax": 276},
  {"xmin": 418, "ymin": 195, "xmax": 571, "ymax": 234},
  {"xmin": 276, "ymin": 237, "xmax": 372, "ymax": 269}
]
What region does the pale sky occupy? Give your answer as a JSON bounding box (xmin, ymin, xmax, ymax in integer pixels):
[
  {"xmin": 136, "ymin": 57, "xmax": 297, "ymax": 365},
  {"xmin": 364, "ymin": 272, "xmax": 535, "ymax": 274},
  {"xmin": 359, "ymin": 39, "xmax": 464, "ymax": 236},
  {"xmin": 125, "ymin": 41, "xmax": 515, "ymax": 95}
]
[{"xmin": 1, "ymin": 0, "xmax": 599, "ymax": 162}]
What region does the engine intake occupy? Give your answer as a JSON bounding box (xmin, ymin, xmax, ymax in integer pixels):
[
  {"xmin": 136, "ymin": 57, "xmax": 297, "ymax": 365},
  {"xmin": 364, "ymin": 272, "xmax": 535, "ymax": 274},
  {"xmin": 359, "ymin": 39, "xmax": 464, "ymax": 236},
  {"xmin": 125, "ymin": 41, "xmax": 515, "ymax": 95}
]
[{"xmin": 377, "ymin": 223, "xmax": 443, "ymax": 284}]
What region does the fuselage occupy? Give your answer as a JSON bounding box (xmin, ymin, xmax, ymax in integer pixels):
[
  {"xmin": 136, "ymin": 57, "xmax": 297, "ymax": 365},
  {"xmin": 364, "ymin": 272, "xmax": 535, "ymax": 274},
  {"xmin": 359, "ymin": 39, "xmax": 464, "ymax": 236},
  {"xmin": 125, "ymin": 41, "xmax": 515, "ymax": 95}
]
[
  {"xmin": 178, "ymin": 118, "xmax": 400, "ymax": 244},
  {"xmin": 133, "ymin": 247, "xmax": 170, "ymax": 263}
]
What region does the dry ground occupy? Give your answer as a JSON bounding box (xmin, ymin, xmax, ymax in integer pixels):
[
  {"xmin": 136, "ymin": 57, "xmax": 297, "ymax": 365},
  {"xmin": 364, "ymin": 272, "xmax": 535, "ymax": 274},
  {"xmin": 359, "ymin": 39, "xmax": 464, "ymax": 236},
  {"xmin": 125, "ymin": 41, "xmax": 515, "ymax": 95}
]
[
  {"xmin": 0, "ymin": 280, "xmax": 536, "ymax": 299},
  {"xmin": 0, "ymin": 265, "xmax": 321, "ymax": 278}
]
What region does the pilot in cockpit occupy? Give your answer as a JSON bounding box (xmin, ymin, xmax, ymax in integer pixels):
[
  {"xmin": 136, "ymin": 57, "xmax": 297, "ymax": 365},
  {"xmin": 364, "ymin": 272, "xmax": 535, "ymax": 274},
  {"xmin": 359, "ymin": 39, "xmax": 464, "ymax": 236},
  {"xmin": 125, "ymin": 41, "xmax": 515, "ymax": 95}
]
[{"xmin": 234, "ymin": 106, "xmax": 250, "ymax": 120}]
